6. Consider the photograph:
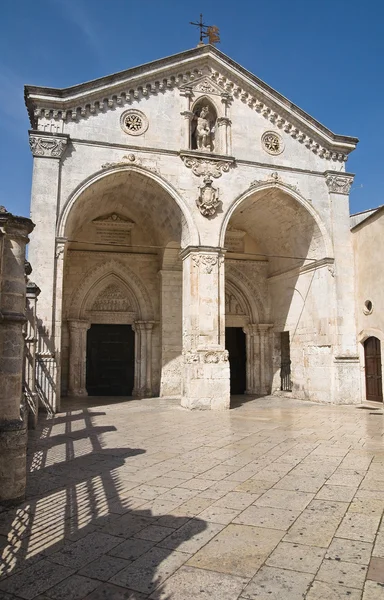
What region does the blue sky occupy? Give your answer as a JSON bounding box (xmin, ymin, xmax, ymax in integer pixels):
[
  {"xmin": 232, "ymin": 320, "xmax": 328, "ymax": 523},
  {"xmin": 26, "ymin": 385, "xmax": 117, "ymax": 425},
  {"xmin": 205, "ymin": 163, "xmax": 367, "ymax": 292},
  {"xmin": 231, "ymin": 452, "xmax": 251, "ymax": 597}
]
[{"xmin": 1, "ymin": 0, "xmax": 383, "ymax": 217}]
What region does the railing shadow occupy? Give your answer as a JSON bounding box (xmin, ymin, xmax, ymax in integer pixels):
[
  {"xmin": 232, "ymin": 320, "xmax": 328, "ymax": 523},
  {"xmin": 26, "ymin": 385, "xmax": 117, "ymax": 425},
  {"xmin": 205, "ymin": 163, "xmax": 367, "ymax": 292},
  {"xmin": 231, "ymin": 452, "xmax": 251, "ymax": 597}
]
[{"xmin": 0, "ymin": 407, "xmax": 206, "ymax": 599}]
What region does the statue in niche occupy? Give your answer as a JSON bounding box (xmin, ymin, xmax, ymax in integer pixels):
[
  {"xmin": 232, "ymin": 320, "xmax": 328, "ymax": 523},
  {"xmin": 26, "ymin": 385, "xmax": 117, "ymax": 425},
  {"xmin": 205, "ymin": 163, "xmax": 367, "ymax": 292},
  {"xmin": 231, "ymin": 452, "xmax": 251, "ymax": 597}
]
[{"xmin": 193, "ymin": 106, "xmax": 215, "ymax": 152}]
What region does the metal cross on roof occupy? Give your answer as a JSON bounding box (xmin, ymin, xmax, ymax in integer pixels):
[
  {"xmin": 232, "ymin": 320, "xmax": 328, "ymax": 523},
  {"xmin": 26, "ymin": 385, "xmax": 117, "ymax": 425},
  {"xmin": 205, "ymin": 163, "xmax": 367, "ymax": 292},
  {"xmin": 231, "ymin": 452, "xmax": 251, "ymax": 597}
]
[{"xmin": 190, "ymin": 14, "xmax": 220, "ymax": 45}]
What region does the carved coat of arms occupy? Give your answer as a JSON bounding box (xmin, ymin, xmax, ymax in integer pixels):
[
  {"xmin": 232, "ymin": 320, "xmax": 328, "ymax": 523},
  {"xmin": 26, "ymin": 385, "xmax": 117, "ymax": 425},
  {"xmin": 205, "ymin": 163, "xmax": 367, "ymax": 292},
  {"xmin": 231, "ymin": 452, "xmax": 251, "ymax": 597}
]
[{"xmin": 196, "ymin": 177, "xmax": 220, "ymax": 217}]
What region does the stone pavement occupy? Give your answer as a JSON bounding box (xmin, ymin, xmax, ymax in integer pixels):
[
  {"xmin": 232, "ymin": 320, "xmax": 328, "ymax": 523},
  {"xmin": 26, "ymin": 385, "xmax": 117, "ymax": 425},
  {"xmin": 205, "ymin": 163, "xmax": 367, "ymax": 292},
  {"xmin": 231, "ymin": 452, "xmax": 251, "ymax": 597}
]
[{"xmin": 1, "ymin": 395, "xmax": 384, "ymax": 599}]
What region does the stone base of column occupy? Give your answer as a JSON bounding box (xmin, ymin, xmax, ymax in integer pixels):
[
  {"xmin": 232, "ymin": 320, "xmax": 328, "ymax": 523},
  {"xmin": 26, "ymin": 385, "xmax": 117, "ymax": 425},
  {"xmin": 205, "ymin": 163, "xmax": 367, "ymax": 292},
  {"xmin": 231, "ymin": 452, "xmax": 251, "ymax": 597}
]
[
  {"xmin": 0, "ymin": 419, "xmax": 27, "ymax": 506},
  {"xmin": 181, "ymin": 349, "xmax": 230, "ymax": 410},
  {"xmin": 332, "ymin": 355, "xmax": 361, "ymax": 405},
  {"xmin": 68, "ymin": 388, "xmax": 88, "ymax": 397}
]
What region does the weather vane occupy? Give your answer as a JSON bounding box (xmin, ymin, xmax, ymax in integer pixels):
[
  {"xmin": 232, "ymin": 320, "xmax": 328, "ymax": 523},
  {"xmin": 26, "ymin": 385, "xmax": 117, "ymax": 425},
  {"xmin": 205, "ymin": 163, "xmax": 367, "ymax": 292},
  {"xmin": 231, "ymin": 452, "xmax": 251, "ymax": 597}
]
[{"xmin": 190, "ymin": 14, "xmax": 220, "ymax": 45}]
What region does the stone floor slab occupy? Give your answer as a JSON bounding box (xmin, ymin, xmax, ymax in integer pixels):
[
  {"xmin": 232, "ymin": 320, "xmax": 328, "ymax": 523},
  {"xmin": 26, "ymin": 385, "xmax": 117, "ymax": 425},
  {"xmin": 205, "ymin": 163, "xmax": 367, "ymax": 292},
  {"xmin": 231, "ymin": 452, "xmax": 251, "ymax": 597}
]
[
  {"xmin": 187, "ymin": 524, "xmax": 283, "ymax": 577},
  {"xmin": 266, "ymin": 541, "xmax": 325, "ymax": 574},
  {"xmin": 306, "ymin": 580, "xmax": 363, "ymax": 600},
  {"xmin": 240, "ymin": 565, "xmax": 313, "ymax": 599},
  {"xmin": 149, "ymin": 565, "xmax": 248, "ymax": 599}
]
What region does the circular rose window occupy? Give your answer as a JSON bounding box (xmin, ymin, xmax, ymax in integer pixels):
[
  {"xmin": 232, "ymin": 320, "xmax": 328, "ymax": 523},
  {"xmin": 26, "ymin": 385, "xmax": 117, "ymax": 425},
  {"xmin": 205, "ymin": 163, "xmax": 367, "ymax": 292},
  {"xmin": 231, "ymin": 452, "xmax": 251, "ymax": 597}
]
[
  {"xmin": 120, "ymin": 109, "xmax": 148, "ymax": 136},
  {"xmin": 262, "ymin": 131, "xmax": 284, "ymax": 155}
]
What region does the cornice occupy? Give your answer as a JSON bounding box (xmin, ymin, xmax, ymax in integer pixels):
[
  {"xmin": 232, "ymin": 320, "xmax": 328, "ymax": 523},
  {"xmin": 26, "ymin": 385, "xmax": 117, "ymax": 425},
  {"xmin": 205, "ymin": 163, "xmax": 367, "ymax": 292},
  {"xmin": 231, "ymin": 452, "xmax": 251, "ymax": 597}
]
[
  {"xmin": 325, "ymin": 171, "xmax": 355, "ymax": 194},
  {"xmin": 25, "ymin": 45, "xmax": 358, "ymax": 162}
]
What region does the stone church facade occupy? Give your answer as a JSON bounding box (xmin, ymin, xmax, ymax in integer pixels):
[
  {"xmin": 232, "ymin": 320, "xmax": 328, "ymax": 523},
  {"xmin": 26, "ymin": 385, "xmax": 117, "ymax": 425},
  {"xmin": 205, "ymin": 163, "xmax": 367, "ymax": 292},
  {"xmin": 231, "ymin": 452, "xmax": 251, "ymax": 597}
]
[{"xmin": 25, "ymin": 44, "xmax": 361, "ymax": 411}]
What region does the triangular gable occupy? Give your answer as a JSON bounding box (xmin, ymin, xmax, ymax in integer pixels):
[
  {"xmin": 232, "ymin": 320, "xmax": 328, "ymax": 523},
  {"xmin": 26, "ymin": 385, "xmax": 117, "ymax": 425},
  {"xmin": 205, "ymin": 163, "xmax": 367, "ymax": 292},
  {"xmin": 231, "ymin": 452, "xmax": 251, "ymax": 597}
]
[{"xmin": 25, "ymin": 44, "xmax": 358, "ymax": 161}]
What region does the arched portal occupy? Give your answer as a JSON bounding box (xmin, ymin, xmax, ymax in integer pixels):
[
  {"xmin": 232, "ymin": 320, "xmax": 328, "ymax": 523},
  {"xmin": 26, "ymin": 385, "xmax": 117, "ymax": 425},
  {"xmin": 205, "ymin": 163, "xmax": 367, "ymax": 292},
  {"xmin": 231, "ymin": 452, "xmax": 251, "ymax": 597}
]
[
  {"xmin": 222, "ymin": 182, "xmax": 333, "ymax": 403},
  {"xmin": 59, "ymin": 168, "xmax": 194, "ymax": 400},
  {"xmin": 364, "ymin": 337, "xmax": 383, "ymax": 402}
]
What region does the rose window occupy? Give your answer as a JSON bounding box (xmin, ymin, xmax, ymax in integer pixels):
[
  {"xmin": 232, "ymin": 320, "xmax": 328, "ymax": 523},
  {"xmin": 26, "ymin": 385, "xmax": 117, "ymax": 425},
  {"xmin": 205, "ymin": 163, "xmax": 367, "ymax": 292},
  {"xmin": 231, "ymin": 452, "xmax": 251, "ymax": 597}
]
[
  {"xmin": 120, "ymin": 109, "xmax": 148, "ymax": 136},
  {"xmin": 262, "ymin": 131, "xmax": 284, "ymax": 155}
]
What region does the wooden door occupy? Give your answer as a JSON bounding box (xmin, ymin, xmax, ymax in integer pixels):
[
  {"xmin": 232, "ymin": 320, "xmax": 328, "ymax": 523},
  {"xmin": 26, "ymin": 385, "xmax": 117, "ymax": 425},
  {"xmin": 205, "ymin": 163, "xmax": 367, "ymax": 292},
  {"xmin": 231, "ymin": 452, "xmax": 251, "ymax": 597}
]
[
  {"xmin": 364, "ymin": 337, "xmax": 383, "ymax": 402},
  {"xmin": 225, "ymin": 327, "xmax": 246, "ymax": 394},
  {"xmin": 280, "ymin": 331, "xmax": 292, "ymax": 391},
  {"xmin": 86, "ymin": 324, "xmax": 135, "ymax": 396}
]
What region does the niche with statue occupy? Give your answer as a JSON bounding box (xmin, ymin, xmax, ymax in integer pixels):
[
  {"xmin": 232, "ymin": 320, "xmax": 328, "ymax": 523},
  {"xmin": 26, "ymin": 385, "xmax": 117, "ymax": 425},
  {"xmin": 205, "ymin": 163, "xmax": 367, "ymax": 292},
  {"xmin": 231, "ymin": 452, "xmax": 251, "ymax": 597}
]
[{"xmin": 191, "ymin": 98, "xmax": 217, "ymax": 153}]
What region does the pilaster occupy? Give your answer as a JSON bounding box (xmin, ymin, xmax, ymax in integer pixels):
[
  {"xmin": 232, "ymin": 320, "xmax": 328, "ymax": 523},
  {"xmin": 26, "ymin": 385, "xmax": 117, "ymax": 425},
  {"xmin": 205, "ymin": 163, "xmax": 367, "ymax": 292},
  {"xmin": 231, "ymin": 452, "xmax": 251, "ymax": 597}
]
[
  {"xmin": 325, "ymin": 171, "xmax": 361, "ymax": 403},
  {"xmin": 68, "ymin": 320, "xmax": 90, "ymax": 397},
  {"xmin": 181, "ymin": 246, "xmax": 230, "ymax": 410},
  {"xmin": 243, "ymin": 324, "xmax": 273, "ymax": 395},
  {"xmin": 133, "ymin": 321, "xmax": 155, "ymax": 397}
]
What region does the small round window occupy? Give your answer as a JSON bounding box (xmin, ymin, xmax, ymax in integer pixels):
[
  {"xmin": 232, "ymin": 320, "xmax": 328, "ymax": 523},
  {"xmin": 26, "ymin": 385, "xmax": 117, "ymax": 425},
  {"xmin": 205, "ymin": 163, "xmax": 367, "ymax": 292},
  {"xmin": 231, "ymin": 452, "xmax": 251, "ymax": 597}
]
[
  {"xmin": 363, "ymin": 300, "xmax": 373, "ymax": 315},
  {"xmin": 262, "ymin": 131, "xmax": 284, "ymax": 155},
  {"xmin": 120, "ymin": 109, "xmax": 148, "ymax": 136}
]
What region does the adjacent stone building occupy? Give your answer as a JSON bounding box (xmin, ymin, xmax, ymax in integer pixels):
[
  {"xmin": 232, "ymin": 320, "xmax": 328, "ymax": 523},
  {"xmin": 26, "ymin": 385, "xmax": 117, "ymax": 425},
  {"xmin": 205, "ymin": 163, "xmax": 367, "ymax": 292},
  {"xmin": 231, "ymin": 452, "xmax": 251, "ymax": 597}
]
[{"xmin": 24, "ymin": 44, "xmax": 362, "ymax": 411}]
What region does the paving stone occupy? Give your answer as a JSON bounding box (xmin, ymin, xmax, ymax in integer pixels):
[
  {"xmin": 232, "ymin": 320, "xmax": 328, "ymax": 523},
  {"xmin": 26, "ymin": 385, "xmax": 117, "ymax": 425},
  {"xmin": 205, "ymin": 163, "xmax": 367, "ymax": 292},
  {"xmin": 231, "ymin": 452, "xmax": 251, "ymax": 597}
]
[
  {"xmin": 187, "ymin": 524, "xmax": 283, "ymax": 577},
  {"xmin": 0, "ymin": 559, "xmax": 74, "ymax": 599},
  {"xmin": 48, "ymin": 532, "xmax": 122, "ymax": 569},
  {"xmin": 367, "ymin": 557, "xmax": 384, "ymax": 584},
  {"xmin": 240, "ymin": 565, "xmax": 313, "ymax": 599},
  {"xmin": 198, "ymin": 505, "xmax": 241, "ymax": 525},
  {"xmin": 266, "ymin": 541, "xmax": 325, "ymax": 573},
  {"xmin": 158, "ymin": 519, "xmax": 224, "ymax": 553},
  {"xmin": 336, "ymin": 512, "xmax": 381, "ymax": 543},
  {"xmin": 83, "ymin": 583, "xmax": 147, "ymax": 599},
  {"xmin": 149, "ymin": 565, "xmax": 248, "ymax": 599},
  {"xmin": 107, "ymin": 537, "xmax": 155, "ymax": 561},
  {"xmin": 362, "ymin": 580, "xmax": 384, "ymax": 599},
  {"xmin": 254, "ymin": 488, "xmax": 314, "ymax": 511},
  {"xmin": 109, "ymin": 547, "xmax": 189, "ymax": 594},
  {"xmin": 316, "ymin": 558, "xmax": 368, "ymax": 589},
  {"xmin": 78, "ymin": 555, "xmax": 131, "ymax": 581},
  {"xmin": 315, "ymin": 485, "xmax": 356, "ymax": 502},
  {"xmin": 326, "ymin": 538, "xmax": 373, "ymax": 565},
  {"xmin": 234, "ymin": 504, "xmax": 300, "ymax": 530},
  {"xmin": 43, "ymin": 574, "xmax": 101, "ymax": 599},
  {"xmin": 306, "ymin": 580, "xmax": 363, "ymax": 599},
  {"xmin": 214, "ymin": 491, "xmax": 258, "ymax": 510},
  {"xmin": 134, "ymin": 524, "xmax": 175, "ymax": 542}
]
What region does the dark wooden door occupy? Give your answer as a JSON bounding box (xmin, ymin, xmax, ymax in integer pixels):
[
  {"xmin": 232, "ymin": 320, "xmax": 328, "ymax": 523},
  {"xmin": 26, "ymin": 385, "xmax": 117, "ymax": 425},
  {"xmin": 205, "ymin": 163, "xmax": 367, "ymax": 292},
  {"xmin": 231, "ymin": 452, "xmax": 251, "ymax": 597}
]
[
  {"xmin": 225, "ymin": 327, "xmax": 246, "ymax": 394},
  {"xmin": 364, "ymin": 337, "xmax": 383, "ymax": 402},
  {"xmin": 86, "ymin": 324, "xmax": 134, "ymax": 396},
  {"xmin": 280, "ymin": 331, "xmax": 292, "ymax": 392}
]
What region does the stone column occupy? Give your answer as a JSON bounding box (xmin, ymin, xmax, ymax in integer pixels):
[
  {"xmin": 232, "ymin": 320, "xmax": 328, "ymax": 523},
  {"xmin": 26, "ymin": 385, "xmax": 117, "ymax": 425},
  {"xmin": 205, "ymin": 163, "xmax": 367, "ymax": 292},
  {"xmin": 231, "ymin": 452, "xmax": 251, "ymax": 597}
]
[
  {"xmin": 325, "ymin": 172, "xmax": 360, "ymax": 403},
  {"xmin": 132, "ymin": 321, "xmax": 154, "ymax": 397},
  {"xmin": 25, "ymin": 280, "xmax": 41, "ymax": 430},
  {"xmin": 258, "ymin": 324, "xmax": 273, "ymax": 395},
  {"xmin": 159, "ymin": 269, "xmax": 183, "ymax": 397},
  {"xmin": 181, "ymin": 246, "xmax": 230, "ymax": 410},
  {"xmin": 68, "ymin": 320, "xmax": 90, "ymax": 396},
  {"xmin": 0, "ymin": 209, "xmax": 34, "ymax": 506},
  {"xmin": 53, "ymin": 237, "xmax": 67, "ymax": 410},
  {"xmin": 28, "ymin": 131, "xmax": 68, "ymax": 412},
  {"xmin": 216, "ymin": 117, "xmax": 231, "ymax": 155}
]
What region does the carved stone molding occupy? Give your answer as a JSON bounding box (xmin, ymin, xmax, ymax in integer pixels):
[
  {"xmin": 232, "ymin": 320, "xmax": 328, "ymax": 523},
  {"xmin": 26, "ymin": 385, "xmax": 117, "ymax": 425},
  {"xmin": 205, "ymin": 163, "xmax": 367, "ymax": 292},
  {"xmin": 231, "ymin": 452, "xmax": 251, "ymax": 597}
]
[
  {"xmin": 29, "ymin": 132, "xmax": 68, "ymax": 158},
  {"xmin": 197, "ymin": 177, "xmax": 220, "ymax": 218},
  {"xmin": 325, "ymin": 172, "xmax": 354, "ymax": 195},
  {"xmin": 180, "ymin": 152, "xmax": 235, "ymax": 178},
  {"xmin": 183, "ymin": 349, "xmax": 229, "ymax": 364},
  {"xmin": 249, "ymin": 171, "xmax": 299, "ymax": 193}
]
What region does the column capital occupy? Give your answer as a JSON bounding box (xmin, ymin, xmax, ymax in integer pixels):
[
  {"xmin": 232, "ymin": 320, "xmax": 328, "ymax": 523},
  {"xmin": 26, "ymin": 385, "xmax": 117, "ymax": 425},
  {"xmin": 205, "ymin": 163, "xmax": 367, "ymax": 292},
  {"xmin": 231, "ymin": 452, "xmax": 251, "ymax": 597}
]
[
  {"xmin": 67, "ymin": 319, "xmax": 90, "ymax": 331},
  {"xmin": 0, "ymin": 209, "xmax": 34, "ymax": 239},
  {"xmin": 29, "ymin": 130, "xmax": 69, "ymax": 159},
  {"xmin": 325, "ymin": 171, "xmax": 354, "ymax": 195},
  {"xmin": 55, "ymin": 237, "xmax": 68, "ymax": 259},
  {"xmin": 216, "ymin": 117, "xmax": 231, "ymax": 127},
  {"xmin": 180, "ymin": 246, "xmax": 226, "ymax": 261}
]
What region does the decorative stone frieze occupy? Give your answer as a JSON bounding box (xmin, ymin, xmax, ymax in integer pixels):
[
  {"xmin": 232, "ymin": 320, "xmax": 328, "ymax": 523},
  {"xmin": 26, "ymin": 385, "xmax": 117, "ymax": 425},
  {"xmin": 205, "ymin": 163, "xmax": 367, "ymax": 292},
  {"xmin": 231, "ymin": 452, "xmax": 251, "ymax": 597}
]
[
  {"xmin": 196, "ymin": 177, "xmax": 220, "ymax": 218},
  {"xmin": 325, "ymin": 171, "xmax": 354, "ymax": 194},
  {"xmin": 180, "ymin": 152, "xmax": 235, "ymax": 178},
  {"xmin": 183, "ymin": 350, "xmax": 229, "ymax": 364},
  {"xmin": 29, "ymin": 132, "xmax": 68, "ymax": 158}
]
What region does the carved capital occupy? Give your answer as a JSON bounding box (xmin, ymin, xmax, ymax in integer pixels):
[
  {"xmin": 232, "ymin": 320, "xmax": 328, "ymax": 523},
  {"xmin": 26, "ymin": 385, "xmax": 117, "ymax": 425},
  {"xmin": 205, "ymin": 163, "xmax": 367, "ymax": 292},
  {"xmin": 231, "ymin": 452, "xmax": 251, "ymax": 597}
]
[
  {"xmin": 216, "ymin": 117, "xmax": 231, "ymax": 127},
  {"xmin": 29, "ymin": 131, "xmax": 69, "ymax": 158},
  {"xmin": 325, "ymin": 171, "xmax": 354, "ymax": 195},
  {"xmin": 55, "ymin": 237, "xmax": 67, "ymax": 260},
  {"xmin": 180, "ymin": 151, "xmax": 235, "ymax": 179}
]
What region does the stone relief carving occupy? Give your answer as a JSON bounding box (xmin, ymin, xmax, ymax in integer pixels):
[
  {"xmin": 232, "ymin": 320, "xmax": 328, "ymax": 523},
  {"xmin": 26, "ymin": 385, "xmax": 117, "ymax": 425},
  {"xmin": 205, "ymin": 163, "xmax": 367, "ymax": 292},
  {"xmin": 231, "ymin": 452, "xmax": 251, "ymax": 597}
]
[
  {"xmin": 225, "ymin": 291, "xmax": 245, "ymax": 315},
  {"xmin": 325, "ymin": 174, "xmax": 353, "ymax": 194},
  {"xmin": 120, "ymin": 109, "xmax": 149, "ymax": 136},
  {"xmin": 29, "ymin": 134, "xmax": 68, "ymax": 158},
  {"xmin": 196, "ymin": 177, "xmax": 220, "ymax": 218},
  {"xmin": 261, "ymin": 131, "xmax": 284, "ymax": 155},
  {"xmin": 201, "ymin": 255, "xmax": 218, "ymax": 274},
  {"xmin": 91, "ymin": 284, "xmax": 132, "ymax": 312},
  {"xmin": 249, "ymin": 171, "xmax": 299, "ymax": 193},
  {"xmin": 180, "ymin": 154, "xmax": 234, "ymax": 178},
  {"xmin": 183, "ymin": 350, "xmax": 229, "ymax": 364}
]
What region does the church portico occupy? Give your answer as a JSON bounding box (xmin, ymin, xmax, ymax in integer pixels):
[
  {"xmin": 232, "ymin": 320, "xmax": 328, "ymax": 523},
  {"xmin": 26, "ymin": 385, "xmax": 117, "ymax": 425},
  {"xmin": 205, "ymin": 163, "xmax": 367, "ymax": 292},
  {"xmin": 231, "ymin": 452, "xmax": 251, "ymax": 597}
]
[{"xmin": 25, "ymin": 43, "xmax": 362, "ymax": 412}]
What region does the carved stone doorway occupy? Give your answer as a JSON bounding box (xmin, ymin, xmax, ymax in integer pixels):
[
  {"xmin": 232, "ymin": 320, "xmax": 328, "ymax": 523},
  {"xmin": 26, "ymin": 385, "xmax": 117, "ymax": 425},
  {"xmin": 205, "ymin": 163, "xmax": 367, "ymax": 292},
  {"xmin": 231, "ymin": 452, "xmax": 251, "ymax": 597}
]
[
  {"xmin": 225, "ymin": 327, "xmax": 246, "ymax": 394},
  {"xmin": 86, "ymin": 324, "xmax": 135, "ymax": 396}
]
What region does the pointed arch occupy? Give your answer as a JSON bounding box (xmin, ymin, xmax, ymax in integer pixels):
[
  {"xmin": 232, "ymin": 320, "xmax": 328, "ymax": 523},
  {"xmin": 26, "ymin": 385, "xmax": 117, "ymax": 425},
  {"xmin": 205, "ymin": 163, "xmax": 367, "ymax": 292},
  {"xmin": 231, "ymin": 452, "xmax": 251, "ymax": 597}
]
[
  {"xmin": 68, "ymin": 260, "xmax": 154, "ymax": 321},
  {"xmin": 226, "ymin": 263, "xmax": 267, "ymax": 322}
]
